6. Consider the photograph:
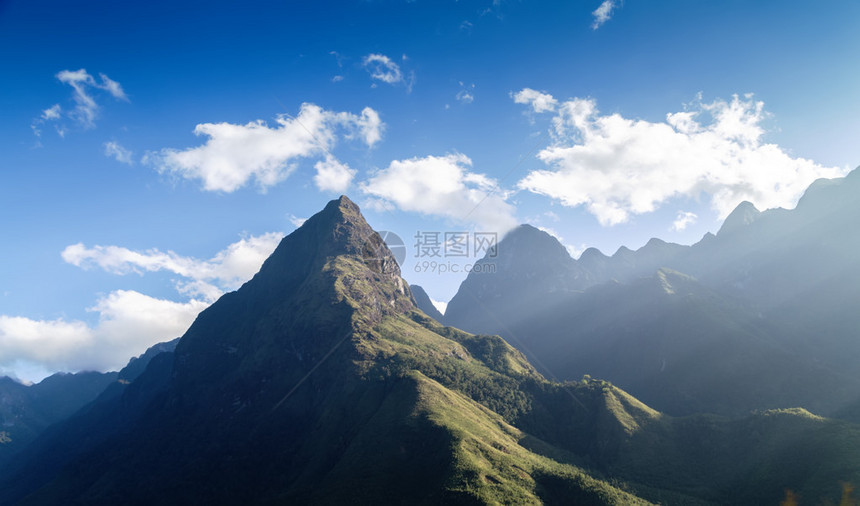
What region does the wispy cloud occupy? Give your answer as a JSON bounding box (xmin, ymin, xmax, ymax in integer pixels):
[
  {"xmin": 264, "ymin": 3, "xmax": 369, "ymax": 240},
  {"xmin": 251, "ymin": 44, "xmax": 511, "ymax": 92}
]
[
  {"xmin": 671, "ymin": 211, "xmax": 698, "ymax": 231},
  {"xmin": 363, "ymin": 53, "xmax": 403, "ymax": 84},
  {"xmin": 55, "ymin": 69, "xmax": 128, "ymax": 128},
  {"xmin": 592, "ymin": 0, "xmax": 619, "ymax": 30},
  {"xmin": 289, "ymin": 215, "xmax": 307, "ymax": 228},
  {"xmin": 104, "ymin": 141, "xmax": 133, "ymax": 164},
  {"xmin": 41, "ymin": 104, "xmax": 61, "ymax": 120},
  {"xmin": 362, "ymin": 53, "xmax": 415, "ymax": 92},
  {"xmin": 145, "ymin": 103, "xmax": 383, "ymax": 193},
  {"xmin": 456, "ymin": 82, "xmax": 475, "ymax": 104},
  {"xmin": 32, "ymin": 69, "xmax": 128, "ymax": 138},
  {"xmin": 513, "ymin": 89, "xmax": 848, "ymax": 226}
]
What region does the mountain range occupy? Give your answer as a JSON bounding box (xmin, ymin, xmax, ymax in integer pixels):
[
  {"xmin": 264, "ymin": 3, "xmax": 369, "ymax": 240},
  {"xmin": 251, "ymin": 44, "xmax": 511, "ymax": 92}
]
[
  {"xmin": 440, "ymin": 169, "xmax": 860, "ymax": 418},
  {"xmin": 0, "ymin": 370, "xmax": 117, "ymax": 466},
  {"xmin": 1, "ymin": 186, "xmax": 859, "ymax": 504}
]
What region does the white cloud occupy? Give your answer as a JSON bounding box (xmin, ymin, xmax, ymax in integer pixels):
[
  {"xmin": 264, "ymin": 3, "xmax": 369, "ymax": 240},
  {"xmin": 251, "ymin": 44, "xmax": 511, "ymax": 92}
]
[
  {"xmin": 41, "ymin": 104, "xmax": 61, "ymax": 120},
  {"xmin": 32, "ymin": 70, "xmax": 127, "ymax": 138},
  {"xmin": 515, "ymin": 92, "xmax": 848, "ymax": 226},
  {"xmin": 62, "ymin": 232, "xmax": 284, "ymax": 302},
  {"xmin": 671, "ymin": 211, "xmax": 698, "ymax": 232},
  {"xmin": 145, "ymin": 103, "xmax": 383, "ymax": 193},
  {"xmin": 592, "ymin": 0, "xmax": 618, "ymax": 30},
  {"xmin": 511, "ymin": 88, "xmax": 558, "ymax": 113},
  {"xmin": 1, "ymin": 232, "xmax": 286, "ymax": 382},
  {"xmin": 289, "ymin": 215, "xmax": 307, "ymax": 228},
  {"xmin": 0, "ymin": 291, "xmax": 206, "ymax": 382},
  {"xmin": 97, "ymin": 72, "xmax": 128, "ymax": 100},
  {"xmin": 430, "ymin": 298, "xmax": 448, "ymax": 315},
  {"xmin": 363, "ymin": 53, "xmax": 403, "ymax": 84},
  {"xmin": 355, "ymin": 107, "xmax": 383, "ymax": 146},
  {"xmin": 55, "ymin": 69, "xmax": 128, "ymax": 128},
  {"xmin": 361, "ymin": 153, "xmax": 518, "ymax": 234},
  {"xmin": 456, "ymin": 90, "xmax": 474, "ymax": 104},
  {"xmin": 456, "ymin": 82, "xmax": 475, "ymax": 104},
  {"xmin": 104, "ymin": 141, "xmax": 133, "ymax": 164},
  {"xmin": 362, "ymin": 53, "xmax": 414, "ymax": 91},
  {"xmin": 314, "ymin": 155, "xmax": 356, "ymax": 193}
]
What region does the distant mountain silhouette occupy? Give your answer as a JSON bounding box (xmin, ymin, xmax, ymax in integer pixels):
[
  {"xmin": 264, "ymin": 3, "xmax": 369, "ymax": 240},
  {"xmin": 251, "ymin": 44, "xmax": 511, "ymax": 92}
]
[
  {"xmin": 409, "ymin": 284, "xmax": 445, "ymax": 322},
  {"xmin": 0, "ymin": 370, "xmax": 117, "ymax": 466},
  {"xmin": 444, "ymin": 168, "xmax": 860, "ymax": 417}
]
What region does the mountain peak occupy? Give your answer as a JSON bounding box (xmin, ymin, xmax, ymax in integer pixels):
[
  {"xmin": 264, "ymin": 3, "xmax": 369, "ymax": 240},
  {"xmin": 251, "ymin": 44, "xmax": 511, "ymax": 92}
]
[
  {"xmin": 259, "ymin": 195, "xmax": 405, "ymax": 285},
  {"xmin": 322, "ymin": 194, "xmax": 360, "ymax": 218},
  {"xmin": 499, "ymin": 224, "xmax": 572, "ymax": 264},
  {"xmin": 173, "ymin": 195, "xmax": 413, "ymax": 385},
  {"xmin": 717, "ymin": 200, "xmax": 761, "ymax": 236}
]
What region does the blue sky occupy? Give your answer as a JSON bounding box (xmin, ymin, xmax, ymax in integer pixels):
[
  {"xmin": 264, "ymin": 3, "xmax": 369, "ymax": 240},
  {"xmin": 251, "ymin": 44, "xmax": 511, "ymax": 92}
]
[{"xmin": 1, "ymin": 0, "xmax": 858, "ymax": 381}]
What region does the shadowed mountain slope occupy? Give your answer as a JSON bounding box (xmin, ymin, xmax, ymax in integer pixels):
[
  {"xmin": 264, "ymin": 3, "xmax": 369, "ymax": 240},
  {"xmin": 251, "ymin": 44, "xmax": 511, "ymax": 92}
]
[{"xmin": 0, "ymin": 370, "xmax": 118, "ymax": 466}]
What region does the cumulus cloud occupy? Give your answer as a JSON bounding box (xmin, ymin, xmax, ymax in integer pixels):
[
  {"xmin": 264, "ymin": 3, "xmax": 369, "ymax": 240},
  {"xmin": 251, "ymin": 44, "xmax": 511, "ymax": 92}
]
[
  {"xmin": 62, "ymin": 232, "xmax": 284, "ymax": 302},
  {"xmin": 361, "ymin": 153, "xmax": 518, "ymax": 234},
  {"xmin": 514, "ymin": 91, "xmax": 848, "ymax": 226},
  {"xmin": 511, "ymin": 88, "xmax": 558, "ymax": 113},
  {"xmin": 0, "ymin": 292, "xmax": 206, "ymax": 382},
  {"xmin": 146, "ymin": 103, "xmax": 383, "ymax": 193},
  {"xmin": 592, "ymin": 0, "xmax": 618, "ymax": 29},
  {"xmin": 671, "ymin": 211, "xmax": 698, "ymax": 232},
  {"xmin": 354, "ymin": 107, "xmax": 383, "ymax": 146},
  {"xmin": 314, "ymin": 155, "xmax": 356, "ymax": 193},
  {"xmin": 104, "ymin": 141, "xmax": 133, "ymax": 164}
]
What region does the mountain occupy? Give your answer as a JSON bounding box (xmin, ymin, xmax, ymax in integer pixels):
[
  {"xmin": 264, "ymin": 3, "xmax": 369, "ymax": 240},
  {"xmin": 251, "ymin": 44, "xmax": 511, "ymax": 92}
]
[
  {"xmin": 0, "ymin": 370, "xmax": 118, "ymax": 465},
  {"xmin": 443, "ymin": 169, "xmax": 860, "ymax": 417},
  {"xmin": 1, "ymin": 197, "xmax": 647, "ymax": 505},
  {"xmin": 445, "ymin": 225, "xmax": 589, "ymax": 332},
  {"xmin": 409, "ymin": 284, "xmax": 445, "ymax": 322},
  {"xmin": 5, "ymin": 195, "xmax": 860, "ymax": 505}
]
